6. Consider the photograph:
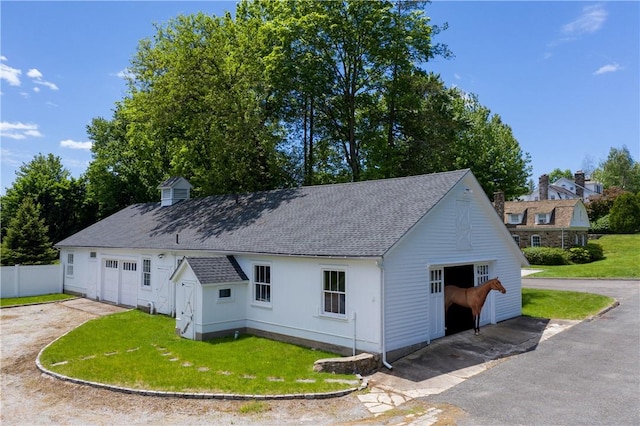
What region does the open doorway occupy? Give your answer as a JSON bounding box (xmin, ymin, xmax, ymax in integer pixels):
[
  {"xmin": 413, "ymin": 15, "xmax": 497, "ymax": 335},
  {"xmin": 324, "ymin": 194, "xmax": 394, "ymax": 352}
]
[{"xmin": 444, "ymin": 264, "xmax": 474, "ymax": 335}]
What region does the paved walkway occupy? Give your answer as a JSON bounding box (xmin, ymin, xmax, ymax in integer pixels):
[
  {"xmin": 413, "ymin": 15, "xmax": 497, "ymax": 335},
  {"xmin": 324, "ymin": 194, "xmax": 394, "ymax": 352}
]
[{"xmin": 358, "ymin": 315, "xmax": 578, "ymax": 424}]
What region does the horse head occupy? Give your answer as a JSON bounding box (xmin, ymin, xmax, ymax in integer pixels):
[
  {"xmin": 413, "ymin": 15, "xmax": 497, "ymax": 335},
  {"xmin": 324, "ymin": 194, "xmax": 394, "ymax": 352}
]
[{"xmin": 490, "ymin": 277, "xmax": 506, "ymax": 294}]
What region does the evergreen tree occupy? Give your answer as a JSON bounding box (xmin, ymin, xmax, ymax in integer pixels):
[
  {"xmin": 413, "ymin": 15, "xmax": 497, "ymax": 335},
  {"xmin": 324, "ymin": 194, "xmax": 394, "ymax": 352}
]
[{"xmin": 1, "ymin": 198, "xmax": 58, "ymax": 266}]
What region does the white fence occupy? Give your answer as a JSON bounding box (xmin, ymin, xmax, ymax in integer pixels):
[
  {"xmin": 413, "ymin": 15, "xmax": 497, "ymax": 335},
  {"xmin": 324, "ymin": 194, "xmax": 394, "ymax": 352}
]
[{"xmin": 0, "ymin": 264, "xmax": 63, "ymax": 298}]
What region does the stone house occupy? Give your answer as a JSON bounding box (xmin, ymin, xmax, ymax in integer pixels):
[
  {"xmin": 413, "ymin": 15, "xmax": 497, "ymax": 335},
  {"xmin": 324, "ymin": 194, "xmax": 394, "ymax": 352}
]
[{"xmin": 494, "ymin": 193, "xmax": 590, "ymax": 249}]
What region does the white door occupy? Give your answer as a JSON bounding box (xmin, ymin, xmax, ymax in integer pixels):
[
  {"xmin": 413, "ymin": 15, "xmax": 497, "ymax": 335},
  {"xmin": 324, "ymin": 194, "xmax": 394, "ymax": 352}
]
[
  {"xmin": 429, "ymin": 268, "xmax": 445, "ymax": 339},
  {"xmin": 102, "ymin": 259, "xmax": 119, "ymax": 303},
  {"xmin": 177, "ymin": 282, "xmax": 195, "ymax": 339},
  {"xmin": 476, "ymin": 264, "xmax": 491, "ymax": 325},
  {"xmin": 155, "ymin": 266, "xmax": 172, "ymax": 315},
  {"xmin": 120, "ymin": 261, "xmax": 138, "ymax": 307}
]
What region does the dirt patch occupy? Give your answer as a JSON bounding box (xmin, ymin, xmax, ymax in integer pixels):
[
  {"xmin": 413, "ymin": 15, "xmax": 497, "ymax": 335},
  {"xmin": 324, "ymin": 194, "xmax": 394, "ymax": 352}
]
[{"xmin": 1, "ymin": 301, "xmax": 378, "ymax": 425}]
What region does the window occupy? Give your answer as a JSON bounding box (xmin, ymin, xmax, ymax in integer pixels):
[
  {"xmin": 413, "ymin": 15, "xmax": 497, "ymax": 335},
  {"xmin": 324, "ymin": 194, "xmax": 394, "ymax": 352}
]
[
  {"xmin": 323, "ymin": 269, "xmax": 346, "ymax": 316},
  {"xmin": 476, "ymin": 264, "xmax": 489, "ymax": 285},
  {"xmin": 90, "ymin": 252, "xmax": 97, "ymax": 258},
  {"xmin": 66, "ymin": 253, "xmax": 74, "ymax": 276},
  {"xmin": 219, "ymin": 288, "xmax": 231, "ymax": 299},
  {"xmin": 531, "ymin": 235, "xmax": 541, "ymax": 247},
  {"xmin": 142, "ymin": 258, "xmax": 151, "ymax": 287},
  {"xmin": 123, "ymin": 261, "xmax": 137, "ymax": 271},
  {"xmin": 508, "ymin": 213, "xmax": 521, "ymax": 224},
  {"xmin": 105, "ymin": 259, "xmax": 118, "ymax": 268},
  {"xmin": 253, "ymin": 264, "xmax": 271, "ymax": 303},
  {"xmin": 512, "ymin": 234, "xmax": 520, "ymax": 246},
  {"xmin": 536, "ymin": 213, "xmax": 548, "ymax": 224}
]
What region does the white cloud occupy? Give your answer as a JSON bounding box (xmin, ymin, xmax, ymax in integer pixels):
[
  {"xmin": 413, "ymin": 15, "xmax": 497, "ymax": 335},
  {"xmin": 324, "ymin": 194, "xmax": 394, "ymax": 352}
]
[
  {"xmin": 562, "ymin": 4, "xmax": 607, "ymax": 36},
  {"xmin": 0, "ymin": 121, "xmax": 42, "ymax": 140},
  {"xmin": 60, "ymin": 139, "xmax": 93, "ymax": 150},
  {"xmin": 26, "ymin": 68, "xmax": 43, "ymax": 79},
  {"xmin": 27, "ymin": 67, "xmax": 59, "ymax": 91},
  {"xmin": 594, "ymin": 63, "xmax": 621, "ymax": 75},
  {"xmin": 0, "ymin": 62, "xmax": 22, "ymax": 86},
  {"xmin": 33, "ymin": 86, "xmax": 41, "ymax": 93},
  {"xmin": 116, "ymin": 68, "xmax": 134, "ymax": 80}
]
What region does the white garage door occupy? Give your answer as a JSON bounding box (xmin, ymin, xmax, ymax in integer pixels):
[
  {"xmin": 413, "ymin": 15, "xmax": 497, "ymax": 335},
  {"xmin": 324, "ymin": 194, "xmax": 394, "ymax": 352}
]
[
  {"xmin": 101, "ymin": 259, "xmax": 138, "ymax": 307},
  {"xmin": 120, "ymin": 261, "xmax": 138, "ymax": 307},
  {"xmin": 102, "ymin": 259, "xmax": 119, "ymax": 303}
]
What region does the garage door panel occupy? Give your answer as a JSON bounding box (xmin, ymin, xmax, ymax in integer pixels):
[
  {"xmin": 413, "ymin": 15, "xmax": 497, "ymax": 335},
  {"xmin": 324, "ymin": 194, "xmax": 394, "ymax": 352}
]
[
  {"xmin": 120, "ymin": 261, "xmax": 138, "ymax": 307},
  {"xmin": 102, "ymin": 259, "xmax": 119, "ymax": 303}
]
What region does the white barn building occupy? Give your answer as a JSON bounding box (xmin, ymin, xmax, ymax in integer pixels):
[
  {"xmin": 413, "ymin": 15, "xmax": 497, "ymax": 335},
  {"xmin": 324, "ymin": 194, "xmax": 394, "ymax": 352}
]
[{"xmin": 56, "ymin": 169, "xmax": 527, "ymax": 364}]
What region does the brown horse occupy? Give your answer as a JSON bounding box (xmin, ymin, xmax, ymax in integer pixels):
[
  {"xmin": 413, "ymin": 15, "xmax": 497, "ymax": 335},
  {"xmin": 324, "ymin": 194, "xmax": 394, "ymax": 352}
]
[{"xmin": 444, "ymin": 277, "xmax": 506, "ymax": 335}]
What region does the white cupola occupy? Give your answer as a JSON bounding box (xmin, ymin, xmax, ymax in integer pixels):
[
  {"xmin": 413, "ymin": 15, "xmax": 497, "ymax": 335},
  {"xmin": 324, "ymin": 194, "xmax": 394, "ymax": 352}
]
[{"xmin": 158, "ymin": 177, "xmax": 193, "ymax": 207}]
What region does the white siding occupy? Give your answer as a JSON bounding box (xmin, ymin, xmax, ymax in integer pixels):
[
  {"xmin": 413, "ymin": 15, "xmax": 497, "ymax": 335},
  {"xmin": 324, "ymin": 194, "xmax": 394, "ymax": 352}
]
[
  {"xmin": 383, "ymin": 174, "xmax": 523, "ymax": 352},
  {"xmin": 235, "ymin": 256, "xmax": 382, "ymax": 354}
]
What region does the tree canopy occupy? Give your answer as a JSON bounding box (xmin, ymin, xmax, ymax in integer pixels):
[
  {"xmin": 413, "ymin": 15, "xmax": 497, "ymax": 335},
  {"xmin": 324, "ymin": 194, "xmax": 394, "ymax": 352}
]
[
  {"xmin": 82, "ymin": 0, "xmax": 531, "ymax": 218},
  {"xmin": 593, "ymin": 146, "xmax": 640, "ymax": 193}
]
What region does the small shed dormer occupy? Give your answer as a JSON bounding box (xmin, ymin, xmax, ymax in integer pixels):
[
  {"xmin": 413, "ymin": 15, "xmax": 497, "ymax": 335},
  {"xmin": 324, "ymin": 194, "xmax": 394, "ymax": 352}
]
[{"xmin": 158, "ymin": 177, "xmax": 193, "ymax": 207}]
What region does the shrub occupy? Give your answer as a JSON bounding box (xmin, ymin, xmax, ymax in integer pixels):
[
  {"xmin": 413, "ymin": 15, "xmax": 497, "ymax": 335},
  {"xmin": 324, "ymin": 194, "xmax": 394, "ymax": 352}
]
[
  {"xmin": 568, "ymin": 247, "xmax": 591, "ymax": 264},
  {"xmin": 609, "ymin": 192, "xmax": 640, "ymax": 233},
  {"xmin": 590, "ymin": 215, "xmax": 611, "ymax": 234},
  {"xmin": 523, "ymin": 247, "xmax": 570, "ymax": 265},
  {"xmin": 584, "ymin": 243, "xmax": 604, "ymax": 261}
]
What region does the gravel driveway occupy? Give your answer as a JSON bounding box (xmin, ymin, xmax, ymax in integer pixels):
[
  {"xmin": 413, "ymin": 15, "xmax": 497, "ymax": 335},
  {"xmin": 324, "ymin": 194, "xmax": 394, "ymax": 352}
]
[
  {"xmin": 0, "ymin": 299, "xmax": 384, "ymax": 425},
  {"xmin": 2, "ymin": 299, "xmax": 461, "ymax": 425}
]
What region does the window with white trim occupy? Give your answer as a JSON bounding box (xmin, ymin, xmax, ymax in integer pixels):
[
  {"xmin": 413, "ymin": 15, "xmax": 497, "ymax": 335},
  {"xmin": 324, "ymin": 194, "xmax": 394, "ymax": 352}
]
[
  {"xmin": 66, "ymin": 253, "xmax": 74, "ymax": 276},
  {"xmin": 512, "ymin": 234, "xmax": 520, "ymax": 246},
  {"xmin": 476, "ymin": 264, "xmax": 489, "ymax": 285},
  {"xmin": 219, "ymin": 288, "xmax": 231, "ymax": 299},
  {"xmin": 142, "ymin": 258, "xmax": 151, "ymax": 287},
  {"xmin": 508, "ymin": 213, "xmax": 521, "ymax": 224},
  {"xmin": 536, "ymin": 213, "xmax": 549, "ymax": 224},
  {"xmin": 531, "ymin": 235, "xmax": 541, "ymax": 247},
  {"xmin": 253, "ymin": 264, "xmax": 271, "ymax": 303},
  {"xmin": 322, "ymin": 269, "xmax": 346, "ymax": 316},
  {"xmin": 105, "ymin": 259, "xmax": 118, "ymax": 268}
]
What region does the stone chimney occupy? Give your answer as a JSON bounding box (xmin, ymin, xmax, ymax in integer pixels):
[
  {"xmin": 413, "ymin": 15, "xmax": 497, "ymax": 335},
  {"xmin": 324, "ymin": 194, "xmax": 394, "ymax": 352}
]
[
  {"xmin": 574, "ymin": 170, "xmax": 585, "ymax": 199},
  {"xmin": 539, "ymin": 174, "xmax": 549, "ymax": 200},
  {"xmin": 493, "ymin": 191, "xmax": 505, "ymax": 220}
]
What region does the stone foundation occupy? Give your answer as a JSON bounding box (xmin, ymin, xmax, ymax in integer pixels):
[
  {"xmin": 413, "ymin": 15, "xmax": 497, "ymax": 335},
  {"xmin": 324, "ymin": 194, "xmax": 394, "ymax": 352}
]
[{"xmin": 313, "ymin": 352, "xmax": 380, "ymax": 375}]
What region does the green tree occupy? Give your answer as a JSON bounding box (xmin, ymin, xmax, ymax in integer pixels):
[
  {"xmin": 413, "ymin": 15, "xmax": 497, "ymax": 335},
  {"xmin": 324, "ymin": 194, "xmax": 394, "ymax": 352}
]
[
  {"xmin": 548, "ymin": 168, "xmax": 572, "ymax": 183},
  {"xmin": 1, "ymin": 198, "xmax": 58, "ymax": 265},
  {"xmin": 449, "ymin": 93, "xmax": 531, "ymax": 200},
  {"xmin": 585, "ymin": 186, "xmax": 627, "ymax": 222},
  {"xmin": 609, "ymin": 192, "xmax": 640, "ymax": 233},
  {"xmin": 593, "ymin": 146, "xmax": 640, "ymax": 192},
  {"xmin": 263, "ymin": 0, "xmax": 451, "ymax": 182},
  {"xmin": 0, "ymin": 154, "xmax": 95, "ymax": 243},
  {"xmin": 122, "ymin": 10, "xmax": 293, "ymax": 196}
]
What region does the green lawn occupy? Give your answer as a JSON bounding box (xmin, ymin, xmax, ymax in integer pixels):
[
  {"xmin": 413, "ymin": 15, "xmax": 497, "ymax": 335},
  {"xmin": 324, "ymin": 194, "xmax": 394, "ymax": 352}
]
[
  {"xmin": 0, "ymin": 293, "xmax": 75, "ymax": 307},
  {"xmin": 522, "ymin": 288, "xmax": 613, "ymax": 320},
  {"xmin": 525, "ymin": 234, "xmax": 640, "ymax": 278},
  {"xmin": 39, "ymin": 310, "xmax": 358, "ymax": 395}
]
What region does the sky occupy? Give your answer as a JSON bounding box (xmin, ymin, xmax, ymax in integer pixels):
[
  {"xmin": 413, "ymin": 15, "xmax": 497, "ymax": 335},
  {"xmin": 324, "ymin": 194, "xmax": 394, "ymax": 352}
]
[{"xmin": 1, "ymin": 1, "xmax": 638, "ymax": 195}]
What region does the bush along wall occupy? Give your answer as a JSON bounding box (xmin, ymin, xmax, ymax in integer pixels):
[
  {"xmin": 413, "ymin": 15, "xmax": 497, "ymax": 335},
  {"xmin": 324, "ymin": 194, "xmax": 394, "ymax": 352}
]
[{"xmin": 523, "ymin": 242, "xmax": 604, "ymax": 265}]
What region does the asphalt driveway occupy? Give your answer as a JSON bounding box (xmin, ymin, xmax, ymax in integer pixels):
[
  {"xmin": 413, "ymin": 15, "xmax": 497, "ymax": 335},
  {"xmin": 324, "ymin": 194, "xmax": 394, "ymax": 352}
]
[{"xmin": 428, "ymin": 278, "xmax": 640, "ymax": 425}]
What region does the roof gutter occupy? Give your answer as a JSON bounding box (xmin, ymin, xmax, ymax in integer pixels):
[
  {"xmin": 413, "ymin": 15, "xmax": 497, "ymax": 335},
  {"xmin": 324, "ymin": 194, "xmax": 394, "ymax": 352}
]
[{"xmin": 377, "ymin": 259, "xmax": 392, "ymax": 370}]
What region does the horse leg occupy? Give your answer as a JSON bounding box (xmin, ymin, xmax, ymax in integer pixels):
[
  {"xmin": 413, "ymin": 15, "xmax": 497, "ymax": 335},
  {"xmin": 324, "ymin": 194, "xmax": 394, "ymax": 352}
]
[{"xmin": 474, "ymin": 315, "xmax": 480, "ymax": 335}]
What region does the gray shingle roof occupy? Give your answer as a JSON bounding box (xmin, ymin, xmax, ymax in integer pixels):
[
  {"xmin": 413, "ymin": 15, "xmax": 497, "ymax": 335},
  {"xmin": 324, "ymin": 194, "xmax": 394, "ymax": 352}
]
[
  {"xmin": 56, "ymin": 169, "xmax": 469, "ymax": 257},
  {"xmin": 183, "ymin": 256, "xmax": 248, "ymax": 284}
]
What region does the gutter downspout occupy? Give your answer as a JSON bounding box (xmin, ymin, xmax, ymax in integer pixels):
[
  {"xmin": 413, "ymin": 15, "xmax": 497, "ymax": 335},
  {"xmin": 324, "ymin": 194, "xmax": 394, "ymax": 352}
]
[{"xmin": 377, "ymin": 259, "xmax": 393, "ymax": 370}]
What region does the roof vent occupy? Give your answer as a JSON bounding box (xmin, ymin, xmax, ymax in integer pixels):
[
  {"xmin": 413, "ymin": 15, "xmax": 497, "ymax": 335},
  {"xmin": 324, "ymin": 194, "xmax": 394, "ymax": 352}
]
[{"xmin": 158, "ymin": 177, "xmax": 193, "ymax": 206}]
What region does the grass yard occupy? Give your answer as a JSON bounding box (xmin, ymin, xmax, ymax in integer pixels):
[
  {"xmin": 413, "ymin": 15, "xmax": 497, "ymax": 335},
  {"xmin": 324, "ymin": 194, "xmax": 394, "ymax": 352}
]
[
  {"xmin": 0, "ymin": 293, "xmax": 75, "ymax": 307},
  {"xmin": 39, "ymin": 310, "xmax": 358, "ymax": 395},
  {"xmin": 522, "ymin": 288, "xmax": 613, "ymax": 320},
  {"xmin": 525, "ymin": 234, "xmax": 640, "ymax": 278}
]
